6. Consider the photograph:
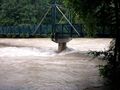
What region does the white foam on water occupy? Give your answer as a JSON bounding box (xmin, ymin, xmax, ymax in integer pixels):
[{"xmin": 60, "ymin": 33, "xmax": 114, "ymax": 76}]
[
  {"xmin": 0, "ymin": 39, "xmax": 111, "ymax": 57},
  {"xmin": 58, "ymin": 48, "xmax": 78, "ymax": 55},
  {"xmin": 0, "ymin": 47, "xmax": 80, "ymax": 57},
  {"xmin": 0, "ymin": 44, "xmax": 109, "ymax": 57},
  {"xmin": 0, "ymin": 47, "xmax": 57, "ymax": 57}
]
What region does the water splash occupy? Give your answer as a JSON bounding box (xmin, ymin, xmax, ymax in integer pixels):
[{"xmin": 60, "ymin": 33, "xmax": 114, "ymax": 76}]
[
  {"xmin": 0, "ymin": 39, "xmax": 111, "ymax": 57},
  {"xmin": 0, "ymin": 47, "xmax": 57, "ymax": 57}
]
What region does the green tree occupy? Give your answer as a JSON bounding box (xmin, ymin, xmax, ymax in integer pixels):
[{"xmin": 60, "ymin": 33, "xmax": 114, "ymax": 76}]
[
  {"xmin": 0, "ymin": 0, "xmax": 76, "ymax": 26},
  {"xmin": 0, "ymin": 0, "xmax": 51, "ymax": 25},
  {"xmin": 64, "ymin": 0, "xmax": 103, "ymax": 37},
  {"xmin": 65, "ymin": 0, "xmax": 120, "ymax": 89}
]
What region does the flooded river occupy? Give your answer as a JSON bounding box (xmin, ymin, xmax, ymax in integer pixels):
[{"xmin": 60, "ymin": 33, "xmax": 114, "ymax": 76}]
[{"xmin": 0, "ymin": 38, "xmax": 111, "ymax": 90}]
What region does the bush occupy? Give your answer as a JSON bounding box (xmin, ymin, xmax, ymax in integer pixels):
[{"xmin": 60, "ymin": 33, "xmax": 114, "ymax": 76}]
[
  {"xmin": 11, "ymin": 34, "xmax": 17, "ymax": 38},
  {"xmin": 25, "ymin": 33, "xmax": 30, "ymax": 38},
  {"xmin": 7, "ymin": 33, "xmax": 12, "ymax": 38},
  {"xmin": 20, "ymin": 33, "xmax": 25, "ymax": 38},
  {"xmin": 89, "ymin": 40, "xmax": 120, "ymax": 89}
]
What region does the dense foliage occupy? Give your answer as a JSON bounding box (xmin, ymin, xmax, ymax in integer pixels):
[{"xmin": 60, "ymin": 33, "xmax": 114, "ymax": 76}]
[
  {"xmin": 0, "ymin": 0, "xmax": 57, "ymax": 25},
  {"xmin": 0, "ymin": 0, "xmax": 73, "ymax": 26},
  {"xmin": 65, "ymin": 0, "xmax": 120, "ymax": 89},
  {"xmin": 0, "ymin": 1, "xmax": 120, "ymax": 88},
  {"xmin": 64, "ymin": 0, "xmax": 116, "ymax": 37},
  {"xmin": 0, "ymin": 0, "xmax": 114, "ymax": 37}
]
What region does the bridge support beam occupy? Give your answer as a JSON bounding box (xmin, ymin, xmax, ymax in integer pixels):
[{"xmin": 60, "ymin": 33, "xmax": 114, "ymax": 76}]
[{"xmin": 58, "ymin": 43, "xmax": 67, "ymax": 52}]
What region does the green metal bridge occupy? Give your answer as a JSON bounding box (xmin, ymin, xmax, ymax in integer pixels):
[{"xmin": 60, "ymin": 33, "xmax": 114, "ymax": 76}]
[{"xmin": 0, "ymin": 0, "xmax": 112, "ymax": 38}]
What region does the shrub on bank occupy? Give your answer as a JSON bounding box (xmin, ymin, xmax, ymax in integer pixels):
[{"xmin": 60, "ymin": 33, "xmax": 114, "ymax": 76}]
[{"xmin": 89, "ymin": 40, "xmax": 120, "ymax": 90}]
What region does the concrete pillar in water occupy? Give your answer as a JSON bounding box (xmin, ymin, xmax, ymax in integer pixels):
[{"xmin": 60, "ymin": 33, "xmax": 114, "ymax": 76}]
[{"xmin": 58, "ymin": 43, "xmax": 67, "ymax": 52}]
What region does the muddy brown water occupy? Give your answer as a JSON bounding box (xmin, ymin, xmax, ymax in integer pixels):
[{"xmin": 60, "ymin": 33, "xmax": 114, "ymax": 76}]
[{"xmin": 0, "ymin": 38, "xmax": 111, "ymax": 90}]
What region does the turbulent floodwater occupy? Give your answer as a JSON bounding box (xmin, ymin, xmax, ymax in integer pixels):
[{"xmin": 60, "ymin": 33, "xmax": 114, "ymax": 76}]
[
  {"xmin": 0, "ymin": 38, "xmax": 111, "ymax": 57},
  {"xmin": 0, "ymin": 38, "xmax": 112, "ymax": 90}
]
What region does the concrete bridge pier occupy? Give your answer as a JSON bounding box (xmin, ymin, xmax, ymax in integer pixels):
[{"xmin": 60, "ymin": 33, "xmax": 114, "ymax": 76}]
[
  {"xmin": 58, "ymin": 43, "xmax": 67, "ymax": 52},
  {"xmin": 52, "ymin": 37, "xmax": 72, "ymax": 52}
]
